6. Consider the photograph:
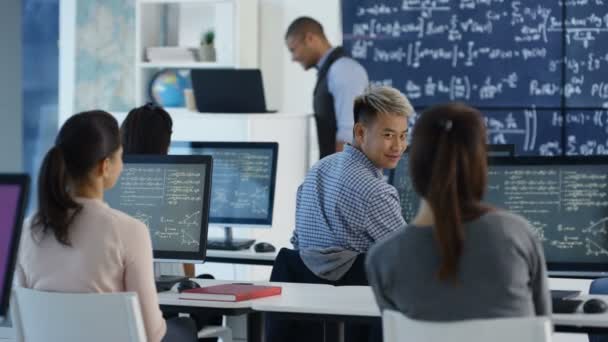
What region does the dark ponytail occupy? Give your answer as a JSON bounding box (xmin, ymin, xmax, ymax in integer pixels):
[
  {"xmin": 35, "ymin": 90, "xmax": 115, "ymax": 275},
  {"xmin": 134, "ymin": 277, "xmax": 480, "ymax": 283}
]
[
  {"xmin": 409, "ymin": 103, "xmax": 488, "ymax": 283},
  {"xmin": 33, "ymin": 110, "xmax": 121, "ymax": 246},
  {"xmin": 33, "ymin": 146, "xmax": 83, "ymax": 245}
]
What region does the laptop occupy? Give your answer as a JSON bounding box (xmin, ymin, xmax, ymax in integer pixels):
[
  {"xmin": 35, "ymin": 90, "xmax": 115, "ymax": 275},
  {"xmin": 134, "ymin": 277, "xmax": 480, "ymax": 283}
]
[{"xmin": 190, "ymin": 69, "xmax": 276, "ymax": 113}]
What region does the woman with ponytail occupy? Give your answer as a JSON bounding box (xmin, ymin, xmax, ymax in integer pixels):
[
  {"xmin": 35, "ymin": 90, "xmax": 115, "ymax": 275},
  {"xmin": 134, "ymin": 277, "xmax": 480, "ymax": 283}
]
[
  {"xmin": 366, "ymin": 103, "xmax": 550, "ymax": 320},
  {"xmin": 15, "ymin": 111, "xmax": 197, "ymax": 341}
]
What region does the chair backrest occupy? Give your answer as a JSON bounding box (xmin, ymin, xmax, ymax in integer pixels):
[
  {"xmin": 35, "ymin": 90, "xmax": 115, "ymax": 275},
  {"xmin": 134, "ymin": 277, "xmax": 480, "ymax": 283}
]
[
  {"xmin": 382, "ymin": 310, "xmax": 552, "ymax": 342},
  {"xmin": 11, "ymin": 288, "xmax": 147, "ymax": 342},
  {"xmin": 269, "ymin": 248, "xmax": 368, "ymax": 286}
]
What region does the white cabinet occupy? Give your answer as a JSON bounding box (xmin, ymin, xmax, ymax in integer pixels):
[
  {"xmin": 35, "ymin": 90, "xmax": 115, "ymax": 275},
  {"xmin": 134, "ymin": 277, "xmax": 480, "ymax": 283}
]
[{"xmin": 135, "ymin": 0, "xmax": 259, "ymax": 105}]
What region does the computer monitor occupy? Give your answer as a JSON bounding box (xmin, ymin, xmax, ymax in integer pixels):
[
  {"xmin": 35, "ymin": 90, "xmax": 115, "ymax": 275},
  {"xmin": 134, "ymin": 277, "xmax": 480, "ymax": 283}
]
[
  {"xmin": 485, "ymin": 156, "xmax": 608, "ymax": 277},
  {"xmin": 104, "ymin": 155, "xmax": 212, "ymax": 263},
  {"xmin": 0, "ymin": 174, "xmax": 29, "ymax": 321},
  {"xmin": 387, "ymin": 144, "xmax": 515, "ymax": 224},
  {"xmin": 170, "ymin": 142, "xmax": 279, "ymax": 249}
]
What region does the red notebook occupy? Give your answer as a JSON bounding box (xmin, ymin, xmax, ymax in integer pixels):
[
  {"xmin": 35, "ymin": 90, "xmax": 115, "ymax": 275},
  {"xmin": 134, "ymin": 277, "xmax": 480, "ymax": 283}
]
[{"xmin": 179, "ymin": 283, "xmax": 282, "ymax": 302}]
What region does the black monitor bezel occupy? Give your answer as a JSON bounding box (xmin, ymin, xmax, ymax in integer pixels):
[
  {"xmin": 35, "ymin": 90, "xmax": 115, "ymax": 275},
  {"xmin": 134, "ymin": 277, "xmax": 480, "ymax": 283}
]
[
  {"xmin": 487, "ymin": 143, "xmax": 515, "ymax": 157},
  {"xmin": 0, "ymin": 174, "xmax": 29, "ymax": 318},
  {"xmin": 170, "ymin": 141, "xmax": 279, "ymax": 226},
  {"xmin": 118, "ymin": 155, "xmax": 212, "ymax": 262},
  {"xmin": 487, "ymin": 155, "xmax": 608, "ymax": 275},
  {"xmin": 387, "ymin": 144, "xmax": 515, "ymax": 185}
]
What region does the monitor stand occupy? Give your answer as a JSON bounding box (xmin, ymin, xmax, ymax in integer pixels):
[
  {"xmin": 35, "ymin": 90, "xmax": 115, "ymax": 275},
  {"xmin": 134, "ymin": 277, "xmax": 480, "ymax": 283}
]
[{"xmin": 207, "ymin": 227, "xmax": 256, "ymax": 251}]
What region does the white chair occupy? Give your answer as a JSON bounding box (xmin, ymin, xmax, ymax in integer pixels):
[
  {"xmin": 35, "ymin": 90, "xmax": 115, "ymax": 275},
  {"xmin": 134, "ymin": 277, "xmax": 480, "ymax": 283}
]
[
  {"xmin": 382, "ymin": 310, "xmax": 552, "ymax": 342},
  {"xmin": 11, "ymin": 288, "xmax": 147, "ymax": 342}
]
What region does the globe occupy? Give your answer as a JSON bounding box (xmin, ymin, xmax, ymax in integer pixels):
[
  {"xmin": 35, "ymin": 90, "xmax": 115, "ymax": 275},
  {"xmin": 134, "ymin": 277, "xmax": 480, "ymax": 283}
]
[{"xmin": 149, "ymin": 69, "xmax": 191, "ymax": 107}]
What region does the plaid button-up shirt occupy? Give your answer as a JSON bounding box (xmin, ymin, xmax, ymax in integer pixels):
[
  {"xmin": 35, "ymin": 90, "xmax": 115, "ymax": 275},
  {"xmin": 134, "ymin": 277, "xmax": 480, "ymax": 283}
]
[{"xmin": 291, "ymin": 145, "xmax": 406, "ymax": 252}]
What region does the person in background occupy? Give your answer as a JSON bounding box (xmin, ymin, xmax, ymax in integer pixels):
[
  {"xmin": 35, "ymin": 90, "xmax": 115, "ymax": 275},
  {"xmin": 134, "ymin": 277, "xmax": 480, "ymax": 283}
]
[
  {"xmin": 120, "ymin": 103, "xmax": 195, "ymax": 278},
  {"xmin": 15, "ymin": 110, "xmax": 197, "ymax": 342},
  {"xmin": 291, "ymin": 85, "xmax": 413, "ymax": 281},
  {"xmin": 121, "ymin": 103, "xmax": 222, "ymax": 342},
  {"xmin": 121, "ymin": 102, "xmax": 173, "ymax": 155},
  {"xmin": 366, "ymin": 102, "xmax": 551, "ymax": 320},
  {"xmin": 285, "ymin": 16, "xmax": 369, "ymax": 159}
]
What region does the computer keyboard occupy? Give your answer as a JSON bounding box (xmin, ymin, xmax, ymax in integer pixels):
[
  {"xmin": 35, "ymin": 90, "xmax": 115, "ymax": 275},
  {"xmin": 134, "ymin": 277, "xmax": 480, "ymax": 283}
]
[
  {"xmin": 553, "ymin": 298, "xmax": 584, "ymax": 313},
  {"xmin": 155, "ymin": 275, "xmax": 187, "ymax": 292},
  {"xmin": 551, "ymin": 290, "xmax": 583, "ymax": 314},
  {"xmin": 207, "ymin": 238, "xmax": 256, "ymax": 251}
]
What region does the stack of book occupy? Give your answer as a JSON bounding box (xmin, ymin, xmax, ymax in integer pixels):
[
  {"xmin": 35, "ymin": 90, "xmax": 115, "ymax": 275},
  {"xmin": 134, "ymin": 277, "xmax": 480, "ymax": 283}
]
[
  {"xmin": 179, "ymin": 283, "xmax": 282, "ymax": 302},
  {"xmin": 146, "ymin": 47, "xmax": 196, "ymax": 62}
]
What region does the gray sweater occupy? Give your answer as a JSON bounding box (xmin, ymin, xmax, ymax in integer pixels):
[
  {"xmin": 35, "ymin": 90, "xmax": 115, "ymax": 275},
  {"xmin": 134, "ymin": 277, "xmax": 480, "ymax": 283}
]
[{"xmin": 365, "ymin": 211, "xmax": 551, "ymax": 321}]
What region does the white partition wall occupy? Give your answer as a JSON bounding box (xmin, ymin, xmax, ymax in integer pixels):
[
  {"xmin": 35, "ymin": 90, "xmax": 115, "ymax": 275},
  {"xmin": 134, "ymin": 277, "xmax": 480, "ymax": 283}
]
[{"xmin": 0, "ymin": 0, "xmax": 23, "ymax": 173}]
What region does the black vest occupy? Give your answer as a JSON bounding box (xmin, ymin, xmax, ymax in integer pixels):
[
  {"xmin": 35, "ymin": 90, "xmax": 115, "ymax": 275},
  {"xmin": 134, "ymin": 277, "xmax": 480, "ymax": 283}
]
[{"xmin": 313, "ymin": 47, "xmax": 346, "ymax": 159}]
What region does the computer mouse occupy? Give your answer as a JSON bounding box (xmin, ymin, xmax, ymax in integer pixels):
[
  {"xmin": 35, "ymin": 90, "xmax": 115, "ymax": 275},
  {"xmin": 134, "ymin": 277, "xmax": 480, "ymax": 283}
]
[
  {"xmin": 583, "ymin": 298, "xmax": 608, "ymax": 314},
  {"xmin": 254, "ymin": 242, "xmax": 276, "ymax": 253},
  {"xmin": 177, "ymin": 279, "xmax": 201, "ymax": 293}
]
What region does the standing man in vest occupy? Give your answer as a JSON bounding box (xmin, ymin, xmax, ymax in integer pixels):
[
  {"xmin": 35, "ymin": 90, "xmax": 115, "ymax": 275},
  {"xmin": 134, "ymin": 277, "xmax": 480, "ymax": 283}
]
[{"xmin": 285, "ymin": 17, "xmax": 369, "ymax": 158}]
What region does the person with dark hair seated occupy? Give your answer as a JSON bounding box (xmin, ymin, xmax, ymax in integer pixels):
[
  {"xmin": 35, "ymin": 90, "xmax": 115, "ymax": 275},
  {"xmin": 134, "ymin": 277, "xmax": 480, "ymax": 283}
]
[
  {"xmin": 121, "ymin": 103, "xmax": 222, "ymax": 341},
  {"xmin": 15, "ymin": 110, "xmax": 197, "ymax": 342},
  {"xmin": 121, "ymin": 102, "xmax": 174, "ymax": 155},
  {"xmin": 366, "ymin": 102, "xmax": 551, "ymax": 321},
  {"xmin": 120, "ymin": 103, "xmax": 195, "ymax": 277}
]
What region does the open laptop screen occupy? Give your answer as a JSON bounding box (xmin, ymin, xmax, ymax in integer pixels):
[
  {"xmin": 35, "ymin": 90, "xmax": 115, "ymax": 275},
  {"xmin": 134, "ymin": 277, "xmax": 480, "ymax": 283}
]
[{"xmin": 190, "ymin": 69, "xmax": 274, "ymax": 113}]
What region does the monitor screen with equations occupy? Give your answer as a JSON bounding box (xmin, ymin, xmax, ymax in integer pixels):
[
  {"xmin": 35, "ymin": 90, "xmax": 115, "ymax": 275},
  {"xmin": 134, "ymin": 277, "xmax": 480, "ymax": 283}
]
[
  {"xmin": 0, "ymin": 174, "xmax": 29, "ymax": 321},
  {"xmin": 104, "ymin": 155, "xmax": 212, "ymax": 263},
  {"xmin": 485, "ymin": 156, "xmax": 608, "ymax": 277},
  {"xmin": 170, "ymin": 142, "xmax": 279, "ymax": 250},
  {"xmin": 388, "ymin": 144, "xmax": 515, "ymax": 224}
]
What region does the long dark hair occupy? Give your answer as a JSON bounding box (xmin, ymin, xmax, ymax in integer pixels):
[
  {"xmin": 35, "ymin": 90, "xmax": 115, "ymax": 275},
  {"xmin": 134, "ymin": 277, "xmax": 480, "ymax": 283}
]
[
  {"xmin": 33, "ymin": 110, "xmax": 121, "ymax": 246},
  {"xmin": 409, "ymin": 102, "xmax": 488, "ymax": 282},
  {"xmin": 121, "ymin": 103, "xmax": 173, "ymax": 154}
]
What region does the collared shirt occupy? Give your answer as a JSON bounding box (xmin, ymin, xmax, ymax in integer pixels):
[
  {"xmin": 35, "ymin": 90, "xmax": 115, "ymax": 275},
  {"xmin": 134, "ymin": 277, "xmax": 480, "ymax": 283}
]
[
  {"xmin": 292, "ymin": 144, "xmax": 406, "ymax": 252},
  {"xmin": 316, "ymin": 48, "xmax": 369, "ymax": 144}
]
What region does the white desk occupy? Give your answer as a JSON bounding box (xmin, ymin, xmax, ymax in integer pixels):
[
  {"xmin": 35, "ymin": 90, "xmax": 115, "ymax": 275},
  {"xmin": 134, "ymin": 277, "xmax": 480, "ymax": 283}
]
[
  {"xmin": 553, "ymin": 294, "xmax": 608, "ymax": 333},
  {"xmin": 158, "ymin": 279, "xmax": 608, "ymax": 341},
  {"xmin": 158, "ymin": 280, "xmax": 332, "ymax": 342}
]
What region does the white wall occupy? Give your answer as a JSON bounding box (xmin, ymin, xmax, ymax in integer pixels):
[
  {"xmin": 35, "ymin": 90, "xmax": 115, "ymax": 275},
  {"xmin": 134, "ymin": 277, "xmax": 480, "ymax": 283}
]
[
  {"xmin": 0, "ymin": 0, "xmax": 23, "ymax": 173},
  {"xmin": 259, "ymin": 0, "xmax": 341, "ymax": 114}
]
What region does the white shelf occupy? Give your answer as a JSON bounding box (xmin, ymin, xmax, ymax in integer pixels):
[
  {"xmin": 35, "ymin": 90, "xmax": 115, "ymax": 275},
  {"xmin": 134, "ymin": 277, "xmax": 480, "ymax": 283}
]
[
  {"xmin": 138, "ymin": 62, "xmax": 235, "ymax": 69},
  {"xmin": 138, "ymin": 0, "xmax": 232, "ymax": 4},
  {"xmin": 135, "ymin": 0, "xmax": 259, "ymax": 104},
  {"xmin": 140, "ymin": 0, "xmax": 232, "ymax": 3}
]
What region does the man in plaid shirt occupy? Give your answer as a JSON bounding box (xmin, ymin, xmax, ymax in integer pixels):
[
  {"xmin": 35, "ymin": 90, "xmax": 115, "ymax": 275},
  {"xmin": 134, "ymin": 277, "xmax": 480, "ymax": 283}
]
[{"xmin": 291, "ymin": 85, "xmax": 414, "ymax": 280}]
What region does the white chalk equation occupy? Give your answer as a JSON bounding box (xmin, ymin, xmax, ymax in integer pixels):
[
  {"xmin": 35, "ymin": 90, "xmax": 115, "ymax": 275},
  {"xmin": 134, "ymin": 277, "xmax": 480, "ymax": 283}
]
[
  {"xmin": 486, "ymin": 166, "xmax": 608, "ymax": 260},
  {"xmin": 104, "ymin": 164, "xmax": 207, "ymax": 252},
  {"xmin": 345, "ymin": 0, "xmax": 608, "ymax": 107},
  {"xmin": 207, "ymin": 150, "xmax": 274, "ymax": 220}
]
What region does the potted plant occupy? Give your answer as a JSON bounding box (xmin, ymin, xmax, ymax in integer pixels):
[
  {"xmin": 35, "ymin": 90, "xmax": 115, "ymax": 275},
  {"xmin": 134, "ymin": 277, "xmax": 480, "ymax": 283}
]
[{"xmin": 199, "ymin": 29, "xmax": 216, "ymax": 62}]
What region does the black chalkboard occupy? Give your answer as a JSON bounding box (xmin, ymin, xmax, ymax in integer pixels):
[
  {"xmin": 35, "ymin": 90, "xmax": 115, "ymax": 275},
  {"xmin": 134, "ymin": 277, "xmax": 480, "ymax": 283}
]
[
  {"xmin": 565, "ymin": 109, "xmax": 608, "ymax": 155},
  {"xmin": 342, "ymin": 0, "xmax": 608, "ymax": 156},
  {"xmin": 564, "ymin": 2, "xmax": 608, "ymax": 108}
]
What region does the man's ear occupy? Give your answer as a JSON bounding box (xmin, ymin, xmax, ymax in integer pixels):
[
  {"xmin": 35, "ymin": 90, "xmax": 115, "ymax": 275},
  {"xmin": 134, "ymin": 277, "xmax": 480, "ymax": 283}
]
[
  {"xmin": 353, "ymin": 122, "xmax": 365, "ymax": 145},
  {"xmin": 304, "ymin": 32, "xmax": 315, "ymax": 45}
]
